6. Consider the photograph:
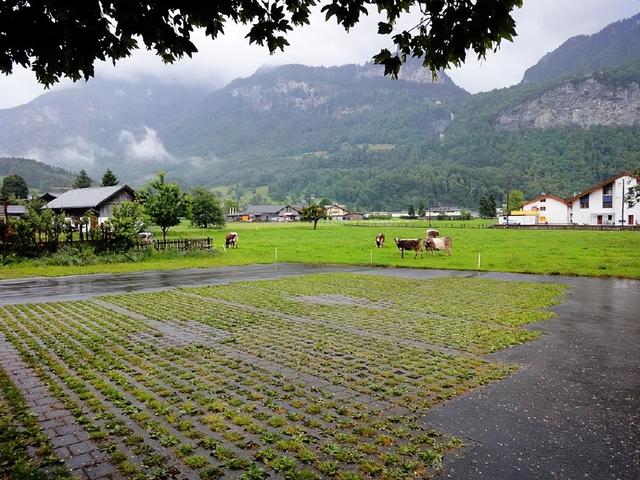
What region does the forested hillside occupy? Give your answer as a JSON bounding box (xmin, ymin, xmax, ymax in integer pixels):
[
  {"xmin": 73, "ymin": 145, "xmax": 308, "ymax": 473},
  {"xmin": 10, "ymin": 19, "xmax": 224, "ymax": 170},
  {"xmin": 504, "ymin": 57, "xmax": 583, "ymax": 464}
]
[
  {"xmin": 522, "ymin": 12, "xmax": 640, "ymax": 84},
  {"xmin": 0, "ymin": 157, "xmax": 75, "ymax": 192},
  {"xmin": 172, "ymin": 61, "xmax": 640, "ymax": 210}
]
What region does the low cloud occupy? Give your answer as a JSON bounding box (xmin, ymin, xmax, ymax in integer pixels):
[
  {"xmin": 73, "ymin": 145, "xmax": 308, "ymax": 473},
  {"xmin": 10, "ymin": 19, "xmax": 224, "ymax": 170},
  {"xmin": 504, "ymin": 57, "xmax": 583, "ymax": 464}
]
[
  {"xmin": 23, "ymin": 136, "xmax": 113, "ymax": 171},
  {"xmin": 118, "ymin": 127, "xmax": 172, "ymax": 163}
]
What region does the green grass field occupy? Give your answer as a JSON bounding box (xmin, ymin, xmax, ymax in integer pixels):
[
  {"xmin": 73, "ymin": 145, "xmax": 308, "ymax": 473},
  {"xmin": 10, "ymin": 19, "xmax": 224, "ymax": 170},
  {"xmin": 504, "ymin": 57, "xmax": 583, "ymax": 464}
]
[
  {"xmin": 1, "ymin": 220, "xmax": 639, "ymax": 279},
  {"xmin": 0, "ymin": 274, "xmax": 565, "ymax": 479}
]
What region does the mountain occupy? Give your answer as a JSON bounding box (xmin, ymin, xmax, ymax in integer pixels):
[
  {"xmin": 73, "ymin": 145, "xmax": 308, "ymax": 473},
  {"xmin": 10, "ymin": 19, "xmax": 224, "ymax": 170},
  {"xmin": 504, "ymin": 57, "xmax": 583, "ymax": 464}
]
[
  {"xmin": 0, "ymin": 77, "xmax": 212, "ymax": 180},
  {"xmin": 0, "ymin": 157, "xmax": 75, "ymax": 192},
  {"xmin": 1, "ymin": 14, "xmax": 640, "ymax": 210},
  {"xmin": 165, "ymin": 59, "xmax": 467, "ymax": 159},
  {"xmin": 522, "ymin": 12, "xmax": 640, "ymax": 84}
]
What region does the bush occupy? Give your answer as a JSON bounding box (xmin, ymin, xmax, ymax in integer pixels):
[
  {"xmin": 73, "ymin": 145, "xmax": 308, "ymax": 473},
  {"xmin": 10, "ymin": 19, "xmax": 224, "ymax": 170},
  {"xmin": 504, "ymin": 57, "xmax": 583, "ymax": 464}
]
[{"xmin": 31, "ymin": 245, "xmax": 151, "ymax": 266}]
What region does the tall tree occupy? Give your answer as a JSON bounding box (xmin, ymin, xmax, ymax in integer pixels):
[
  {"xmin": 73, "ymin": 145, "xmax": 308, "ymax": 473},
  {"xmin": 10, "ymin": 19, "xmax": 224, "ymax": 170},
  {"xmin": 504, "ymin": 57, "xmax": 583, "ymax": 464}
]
[
  {"xmin": 139, "ymin": 172, "xmax": 188, "ymax": 241},
  {"xmin": 1, "ymin": 174, "xmax": 28, "ymax": 199},
  {"xmin": 101, "ymin": 169, "xmax": 119, "ymax": 186},
  {"xmin": 507, "ymin": 189, "xmax": 525, "ymax": 212},
  {"xmin": 72, "ymin": 169, "xmax": 93, "ymax": 188},
  {"xmin": 0, "ymin": 1, "xmax": 522, "ymax": 86},
  {"xmin": 300, "ymin": 204, "xmax": 328, "ymax": 230},
  {"xmin": 417, "ymin": 201, "xmax": 426, "ymax": 217},
  {"xmin": 407, "ymin": 204, "xmax": 416, "ymax": 217},
  {"xmin": 189, "ymin": 187, "xmax": 225, "ymax": 228},
  {"xmin": 486, "ymin": 194, "xmax": 497, "ymax": 218}
]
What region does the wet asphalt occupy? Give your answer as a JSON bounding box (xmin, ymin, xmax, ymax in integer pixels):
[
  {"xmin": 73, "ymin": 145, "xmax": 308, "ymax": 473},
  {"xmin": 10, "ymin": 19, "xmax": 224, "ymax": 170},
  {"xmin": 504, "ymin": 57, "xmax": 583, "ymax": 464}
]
[{"xmin": 0, "ymin": 264, "xmax": 638, "ymax": 479}]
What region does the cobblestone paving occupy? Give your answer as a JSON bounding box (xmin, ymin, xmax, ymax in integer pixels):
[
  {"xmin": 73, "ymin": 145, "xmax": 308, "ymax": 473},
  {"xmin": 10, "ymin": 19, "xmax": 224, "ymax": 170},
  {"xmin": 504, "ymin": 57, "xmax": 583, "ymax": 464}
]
[{"xmin": 0, "ymin": 332, "xmax": 121, "ymax": 480}]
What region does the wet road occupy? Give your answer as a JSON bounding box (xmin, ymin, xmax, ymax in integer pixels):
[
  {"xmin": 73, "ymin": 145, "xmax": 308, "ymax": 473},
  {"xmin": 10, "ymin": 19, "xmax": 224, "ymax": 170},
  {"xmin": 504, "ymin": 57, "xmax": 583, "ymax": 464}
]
[{"xmin": 0, "ymin": 264, "xmax": 638, "ymax": 479}]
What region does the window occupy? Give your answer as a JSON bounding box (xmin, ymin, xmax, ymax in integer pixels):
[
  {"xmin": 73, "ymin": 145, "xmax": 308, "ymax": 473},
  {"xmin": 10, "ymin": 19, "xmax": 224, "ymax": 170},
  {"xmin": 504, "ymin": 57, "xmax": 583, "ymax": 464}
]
[
  {"xmin": 580, "ymin": 194, "xmax": 589, "ymax": 209},
  {"xmin": 602, "ymin": 183, "xmax": 613, "ymax": 208},
  {"xmin": 540, "ymin": 206, "xmax": 546, "ymax": 211}
]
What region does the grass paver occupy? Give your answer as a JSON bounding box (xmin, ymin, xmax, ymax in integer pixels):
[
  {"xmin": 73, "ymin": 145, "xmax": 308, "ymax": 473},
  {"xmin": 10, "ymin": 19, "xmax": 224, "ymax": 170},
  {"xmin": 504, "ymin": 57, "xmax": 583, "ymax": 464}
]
[
  {"xmin": 0, "ymin": 274, "xmax": 566, "ymax": 480},
  {"xmin": 0, "ymin": 332, "xmax": 118, "ymax": 480}
]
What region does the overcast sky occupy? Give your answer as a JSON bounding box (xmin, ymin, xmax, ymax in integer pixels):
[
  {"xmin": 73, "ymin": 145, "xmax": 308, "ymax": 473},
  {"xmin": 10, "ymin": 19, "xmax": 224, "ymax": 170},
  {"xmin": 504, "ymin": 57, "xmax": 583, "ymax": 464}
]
[{"xmin": 0, "ymin": 0, "xmax": 638, "ymax": 109}]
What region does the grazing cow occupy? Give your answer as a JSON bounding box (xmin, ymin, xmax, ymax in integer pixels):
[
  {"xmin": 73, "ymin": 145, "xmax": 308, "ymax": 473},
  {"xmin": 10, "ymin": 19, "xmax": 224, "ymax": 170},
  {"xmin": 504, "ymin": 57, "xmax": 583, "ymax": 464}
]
[
  {"xmin": 394, "ymin": 238, "xmax": 425, "ymax": 259},
  {"xmin": 426, "ymin": 229, "xmax": 439, "ymax": 238},
  {"xmin": 225, "ymin": 232, "xmax": 238, "ymax": 248},
  {"xmin": 425, "ymin": 236, "xmax": 452, "ymax": 256},
  {"xmin": 375, "ymin": 233, "xmax": 385, "ymax": 248}
]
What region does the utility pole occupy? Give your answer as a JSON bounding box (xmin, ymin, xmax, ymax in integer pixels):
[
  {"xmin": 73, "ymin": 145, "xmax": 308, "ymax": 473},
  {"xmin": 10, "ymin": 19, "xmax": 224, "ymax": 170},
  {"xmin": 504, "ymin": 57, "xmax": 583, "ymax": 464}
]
[
  {"xmin": 505, "ymin": 190, "xmax": 510, "ymax": 228},
  {"xmin": 621, "ymin": 178, "xmax": 626, "ymax": 225}
]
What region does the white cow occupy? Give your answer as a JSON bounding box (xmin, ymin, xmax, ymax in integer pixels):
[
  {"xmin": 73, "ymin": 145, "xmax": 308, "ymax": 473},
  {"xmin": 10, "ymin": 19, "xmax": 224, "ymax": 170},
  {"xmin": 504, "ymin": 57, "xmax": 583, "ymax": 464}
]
[{"xmin": 425, "ymin": 236, "xmax": 452, "ymax": 256}]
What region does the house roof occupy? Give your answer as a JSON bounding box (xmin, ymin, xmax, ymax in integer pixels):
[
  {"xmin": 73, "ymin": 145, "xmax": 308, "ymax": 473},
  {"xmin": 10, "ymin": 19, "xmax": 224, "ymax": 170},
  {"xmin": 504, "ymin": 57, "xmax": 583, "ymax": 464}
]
[
  {"xmin": 565, "ymin": 171, "xmax": 640, "ymax": 203},
  {"xmin": 38, "ymin": 192, "xmax": 59, "ymax": 202},
  {"xmin": 238, "ymin": 204, "xmax": 304, "ymax": 216},
  {"xmin": 46, "ymin": 185, "xmax": 135, "ymax": 210},
  {"xmin": 521, "ymin": 193, "xmax": 569, "ymax": 207}
]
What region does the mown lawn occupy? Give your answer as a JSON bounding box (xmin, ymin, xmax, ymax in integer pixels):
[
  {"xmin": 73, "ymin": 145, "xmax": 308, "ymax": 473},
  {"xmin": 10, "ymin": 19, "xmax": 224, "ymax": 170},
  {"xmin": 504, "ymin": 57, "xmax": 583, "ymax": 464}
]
[{"xmin": 1, "ymin": 220, "xmax": 639, "ymax": 279}]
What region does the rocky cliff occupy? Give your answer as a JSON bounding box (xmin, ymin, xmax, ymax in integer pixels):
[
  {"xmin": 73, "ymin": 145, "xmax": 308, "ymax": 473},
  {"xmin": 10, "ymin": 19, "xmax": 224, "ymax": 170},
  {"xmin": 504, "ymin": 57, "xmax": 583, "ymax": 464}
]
[{"xmin": 496, "ymin": 77, "xmax": 640, "ymax": 130}]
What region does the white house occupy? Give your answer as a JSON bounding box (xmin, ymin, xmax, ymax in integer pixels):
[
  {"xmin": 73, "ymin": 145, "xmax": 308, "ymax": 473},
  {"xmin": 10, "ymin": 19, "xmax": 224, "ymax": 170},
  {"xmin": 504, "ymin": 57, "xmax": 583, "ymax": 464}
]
[
  {"xmin": 523, "ymin": 194, "xmax": 570, "ymax": 224},
  {"xmin": 501, "ymin": 172, "xmax": 640, "ymax": 226},
  {"xmin": 566, "ymin": 173, "xmax": 640, "ymax": 226}
]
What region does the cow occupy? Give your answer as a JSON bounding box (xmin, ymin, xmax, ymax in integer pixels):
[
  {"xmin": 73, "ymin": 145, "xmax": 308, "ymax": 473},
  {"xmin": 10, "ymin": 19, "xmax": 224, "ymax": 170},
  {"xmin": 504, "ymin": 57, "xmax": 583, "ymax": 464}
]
[
  {"xmin": 425, "ymin": 236, "xmax": 452, "ymax": 256},
  {"xmin": 375, "ymin": 233, "xmax": 385, "ymax": 248},
  {"xmin": 394, "ymin": 238, "xmax": 425, "ymax": 259},
  {"xmin": 225, "ymin": 232, "xmax": 238, "ymax": 248},
  {"xmin": 426, "ymin": 229, "xmax": 439, "ymax": 238}
]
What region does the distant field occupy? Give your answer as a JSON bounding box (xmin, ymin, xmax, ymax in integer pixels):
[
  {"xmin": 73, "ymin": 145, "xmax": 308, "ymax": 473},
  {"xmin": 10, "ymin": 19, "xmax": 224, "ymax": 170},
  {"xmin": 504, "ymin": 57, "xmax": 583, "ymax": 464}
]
[{"xmin": 1, "ymin": 220, "xmax": 639, "ymax": 279}]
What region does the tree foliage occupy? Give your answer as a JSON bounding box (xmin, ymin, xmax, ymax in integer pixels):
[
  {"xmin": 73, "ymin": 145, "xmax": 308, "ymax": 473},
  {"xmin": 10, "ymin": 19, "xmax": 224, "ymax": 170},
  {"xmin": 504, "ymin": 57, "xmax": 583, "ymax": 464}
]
[
  {"xmin": 189, "ymin": 187, "xmax": 225, "ymax": 228},
  {"xmin": 138, "ymin": 172, "xmax": 188, "ymax": 241},
  {"xmin": 108, "ymin": 201, "xmax": 146, "ymax": 249},
  {"xmin": 1, "ymin": 174, "xmax": 28, "ymax": 200},
  {"xmin": 507, "ymin": 189, "xmax": 525, "ymax": 212},
  {"xmin": 101, "ymin": 169, "xmax": 119, "ymax": 187},
  {"xmin": 0, "ymin": 1, "xmax": 522, "ymax": 86},
  {"xmin": 478, "ymin": 195, "xmax": 496, "ymax": 218},
  {"xmin": 72, "ymin": 169, "xmax": 93, "ymax": 189},
  {"xmin": 300, "ymin": 204, "xmax": 328, "ymax": 230}
]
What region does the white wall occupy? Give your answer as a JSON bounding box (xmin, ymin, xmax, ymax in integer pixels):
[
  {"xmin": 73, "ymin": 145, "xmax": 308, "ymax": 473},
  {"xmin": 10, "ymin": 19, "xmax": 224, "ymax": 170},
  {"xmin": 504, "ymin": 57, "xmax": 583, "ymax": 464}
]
[
  {"xmin": 570, "ymin": 175, "xmax": 640, "ymax": 225},
  {"xmin": 522, "ymin": 198, "xmax": 569, "ymax": 224}
]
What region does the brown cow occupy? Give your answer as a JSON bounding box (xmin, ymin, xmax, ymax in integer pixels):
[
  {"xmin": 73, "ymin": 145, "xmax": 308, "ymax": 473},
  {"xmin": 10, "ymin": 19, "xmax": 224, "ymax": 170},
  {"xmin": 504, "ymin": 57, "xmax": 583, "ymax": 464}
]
[
  {"xmin": 375, "ymin": 233, "xmax": 385, "ymax": 248},
  {"xmin": 425, "ymin": 236, "xmax": 452, "ymax": 256},
  {"xmin": 225, "ymin": 232, "xmax": 238, "ymax": 248},
  {"xmin": 394, "ymin": 238, "xmax": 425, "ymax": 259}
]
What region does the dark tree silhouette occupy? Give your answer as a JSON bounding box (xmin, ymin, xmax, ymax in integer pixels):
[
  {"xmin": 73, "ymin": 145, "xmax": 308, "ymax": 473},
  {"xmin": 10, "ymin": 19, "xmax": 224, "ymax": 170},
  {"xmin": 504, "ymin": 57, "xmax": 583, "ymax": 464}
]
[{"xmin": 0, "ymin": 1, "xmax": 522, "ymax": 85}]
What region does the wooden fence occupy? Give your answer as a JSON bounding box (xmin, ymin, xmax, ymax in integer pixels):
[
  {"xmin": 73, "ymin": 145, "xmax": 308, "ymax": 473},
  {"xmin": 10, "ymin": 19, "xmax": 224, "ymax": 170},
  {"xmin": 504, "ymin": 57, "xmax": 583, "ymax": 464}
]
[
  {"xmin": 345, "ymin": 221, "xmax": 490, "ymax": 229},
  {"xmin": 143, "ymin": 238, "xmax": 212, "ymax": 251}
]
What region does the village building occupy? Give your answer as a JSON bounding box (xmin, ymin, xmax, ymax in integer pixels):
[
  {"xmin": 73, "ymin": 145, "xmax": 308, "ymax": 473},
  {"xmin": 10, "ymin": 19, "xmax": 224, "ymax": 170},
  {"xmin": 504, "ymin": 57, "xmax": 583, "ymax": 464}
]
[
  {"xmin": 499, "ymin": 172, "xmax": 640, "ymax": 226},
  {"xmin": 324, "ymin": 204, "xmax": 348, "ymax": 219},
  {"xmin": 566, "ymin": 172, "xmax": 639, "ymax": 226},
  {"xmin": 46, "ymin": 185, "xmax": 136, "ymax": 224},
  {"xmin": 227, "ymin": 204, "xmax": 304, "ymax": 222}
]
